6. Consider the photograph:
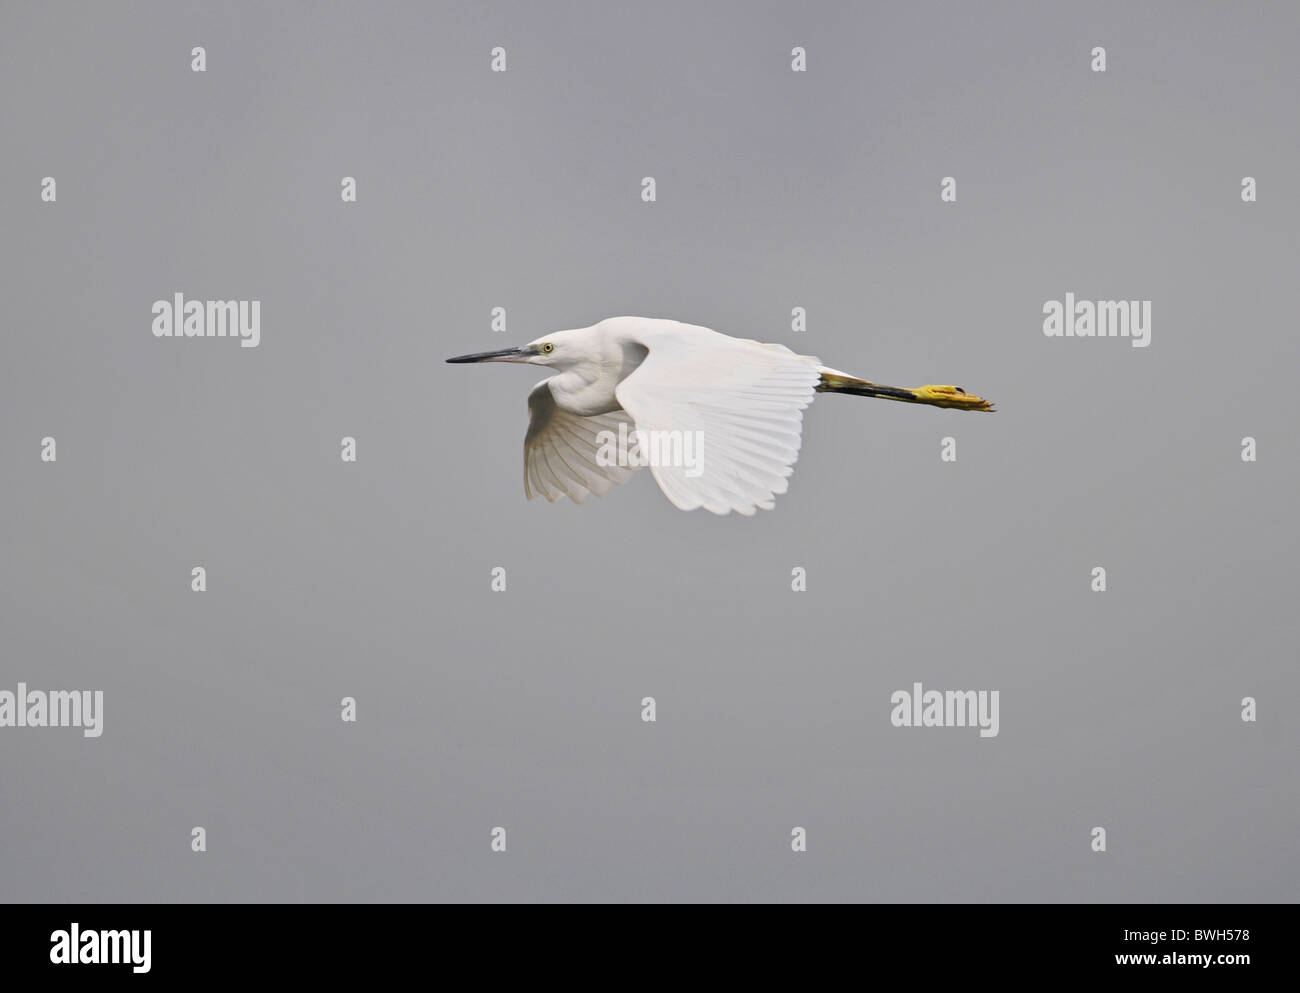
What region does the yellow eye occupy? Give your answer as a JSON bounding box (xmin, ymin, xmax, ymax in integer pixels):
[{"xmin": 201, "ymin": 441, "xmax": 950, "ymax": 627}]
[{"xmin": 541, "ymin": 343, "xmax": 554, "ymax": 354}]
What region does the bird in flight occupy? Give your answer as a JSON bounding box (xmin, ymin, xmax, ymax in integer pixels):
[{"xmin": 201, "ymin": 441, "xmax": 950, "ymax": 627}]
[{"xmin": 447, "ymin": 317, "xmax": 994, "ymax": 516}]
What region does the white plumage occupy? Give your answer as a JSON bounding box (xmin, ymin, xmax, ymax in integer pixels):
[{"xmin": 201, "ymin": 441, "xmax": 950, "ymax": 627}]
[{"xmin": 448, "ymin": 316, "xmax": 993, "ymax": 516}]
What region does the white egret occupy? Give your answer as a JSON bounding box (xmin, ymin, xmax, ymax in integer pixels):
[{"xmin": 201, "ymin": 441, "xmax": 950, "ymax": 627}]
[{"xmin": 447, "ymin": 317, "xmax": 994, "ymax": 516}]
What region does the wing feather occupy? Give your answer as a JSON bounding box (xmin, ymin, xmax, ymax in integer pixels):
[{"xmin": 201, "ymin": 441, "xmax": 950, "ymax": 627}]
[
  {"xmin": 524, "ymin": 380, "xmax": 639, "ymax": 503},
  {"xmin": 613, "ymin": 330, "xmax": 821, "ymax": 515}
]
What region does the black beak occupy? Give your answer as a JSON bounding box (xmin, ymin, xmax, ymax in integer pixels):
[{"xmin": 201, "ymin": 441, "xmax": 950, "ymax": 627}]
[{"xmin": 446, "ymin": 345, "xmax": 536, "ymax": 364}]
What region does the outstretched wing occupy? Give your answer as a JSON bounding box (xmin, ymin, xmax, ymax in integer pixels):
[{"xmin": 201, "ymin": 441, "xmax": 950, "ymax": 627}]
[
  {"xmin": 613, "ymin": 328, "xmax": 822, "ymax": 515},
  {"xmin": 524, "ymin": 380, "xmax": 640, "ymax": 503}
]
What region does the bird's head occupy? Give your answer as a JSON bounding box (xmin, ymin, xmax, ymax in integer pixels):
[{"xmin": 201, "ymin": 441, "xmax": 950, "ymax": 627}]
[{"xmin": 446, "ymin": 330, "xmax": 579, "ymax": 369}]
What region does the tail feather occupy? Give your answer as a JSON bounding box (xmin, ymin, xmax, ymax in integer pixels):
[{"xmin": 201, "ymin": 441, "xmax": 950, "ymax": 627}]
[{"xmin": 816, "ymin": 369, "xmax": 995, "ymax": 412}]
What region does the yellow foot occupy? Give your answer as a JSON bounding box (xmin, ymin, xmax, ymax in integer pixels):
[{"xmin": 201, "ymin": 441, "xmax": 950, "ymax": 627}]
[{"xmin": 912, "ymin": 385, "xmax": 996, "ymax": 411}]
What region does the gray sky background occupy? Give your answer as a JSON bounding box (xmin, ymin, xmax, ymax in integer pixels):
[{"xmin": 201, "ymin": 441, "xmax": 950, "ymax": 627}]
[{"xmin": 1, "ymin": 0, "xmax": 1297, "ymax": 902}]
